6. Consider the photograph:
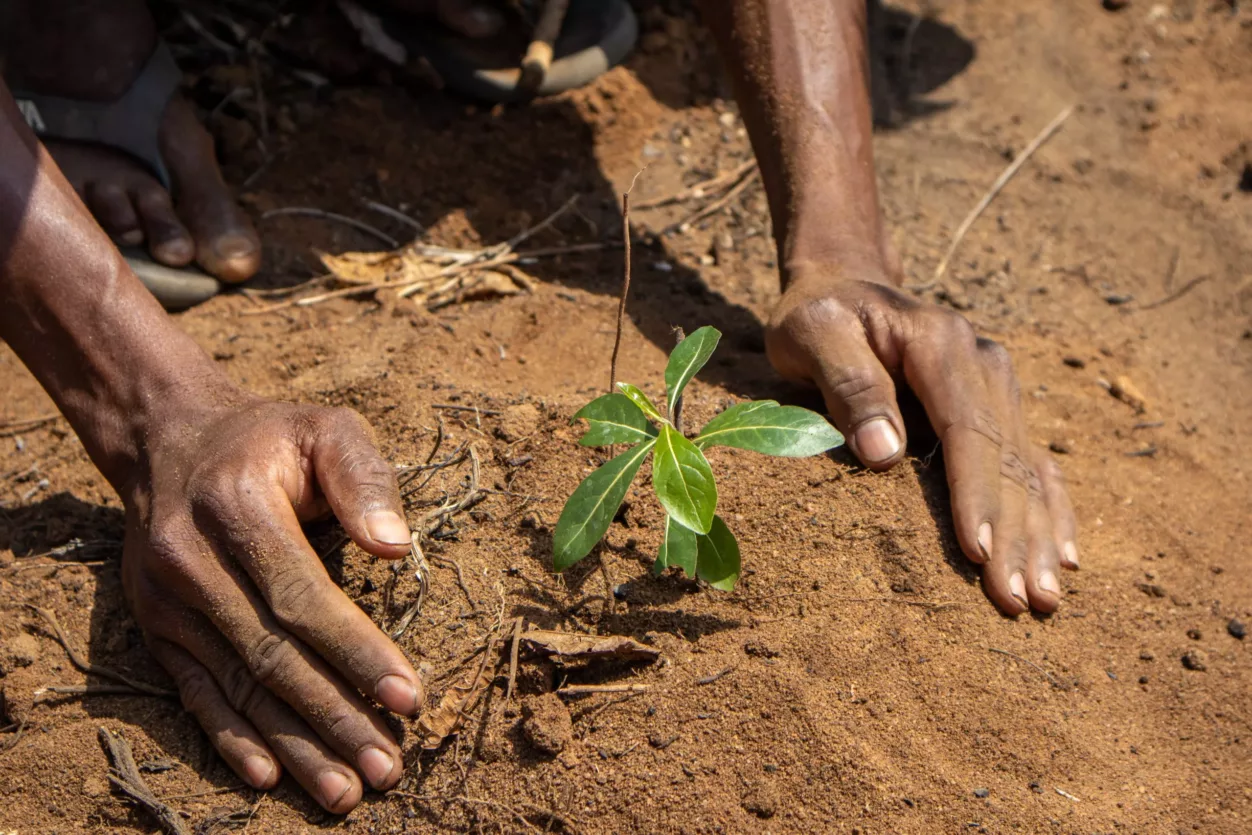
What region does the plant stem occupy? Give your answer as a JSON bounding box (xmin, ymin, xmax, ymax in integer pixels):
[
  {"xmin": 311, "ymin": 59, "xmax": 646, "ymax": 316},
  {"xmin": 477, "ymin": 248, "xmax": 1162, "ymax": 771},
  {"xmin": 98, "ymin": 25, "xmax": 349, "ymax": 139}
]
[
  {"xmin": 609, "ymin": 170, "xmax": 646, "ymax": 394},
  {"xmin": 671, "ymin": 326, "xmax": 686, "ymax": 434}
]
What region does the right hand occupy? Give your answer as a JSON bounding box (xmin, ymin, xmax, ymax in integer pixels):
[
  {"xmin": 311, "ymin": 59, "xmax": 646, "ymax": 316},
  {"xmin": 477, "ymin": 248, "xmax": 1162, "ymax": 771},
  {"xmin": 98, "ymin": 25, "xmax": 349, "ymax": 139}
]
[{"xmin": 119, "ymin": 395, "xmax": 422, "ymax": 813}]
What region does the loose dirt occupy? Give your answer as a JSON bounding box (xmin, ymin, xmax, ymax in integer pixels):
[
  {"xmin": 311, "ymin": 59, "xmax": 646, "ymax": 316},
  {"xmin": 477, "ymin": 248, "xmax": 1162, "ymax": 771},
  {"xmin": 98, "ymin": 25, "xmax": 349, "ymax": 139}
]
[{"xmin": 2, "ymin": 1, "xmax": 1250, "ymax": 832}]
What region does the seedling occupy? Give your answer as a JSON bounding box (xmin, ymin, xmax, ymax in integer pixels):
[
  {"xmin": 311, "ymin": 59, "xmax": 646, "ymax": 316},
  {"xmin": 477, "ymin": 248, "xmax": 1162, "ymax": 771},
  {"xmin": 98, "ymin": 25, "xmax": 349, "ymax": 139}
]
[{"xmin": 553, "ymin": 326, "xmax": 844, "ymax": 589}]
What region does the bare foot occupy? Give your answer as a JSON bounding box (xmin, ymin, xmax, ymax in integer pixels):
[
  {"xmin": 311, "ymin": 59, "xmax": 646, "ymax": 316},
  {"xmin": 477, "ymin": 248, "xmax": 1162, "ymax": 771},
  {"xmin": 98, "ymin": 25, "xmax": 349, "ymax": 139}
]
[{"xmin": 4, "ymin": 0, "xmax": 261, "ymax": 282}]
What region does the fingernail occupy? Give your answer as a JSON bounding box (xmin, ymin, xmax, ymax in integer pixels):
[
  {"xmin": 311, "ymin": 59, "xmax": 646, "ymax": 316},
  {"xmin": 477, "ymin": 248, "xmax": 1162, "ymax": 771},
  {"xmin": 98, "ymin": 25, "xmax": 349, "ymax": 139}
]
[
  {"xmin": 358, "ymin": 747, "xmax": 395, "ymax": 789},
  {"xmin": 977, "ymin": 522, "xmax": 993, "ymax": 563},
  {"xmin": 318, "ymin": 771, "xmax": 352, "ymax": 808},
  {"xmin": 1039, "ymin": 570, "xmax": 1060, "ymax": 596},
  {"xmin": 854, "ymin": 418, "xmax": 902, "ymax": 465},
  {"xmin": 243, "ymin": 755, "xmax": 274, "ymax": 788},
  {"xmin": 1009, "ymin": 572, "xmax": 1028, "ymax": 606},
  {"xmin": 1063, "ymin": 541, "xmax": 1080, "ymax": 568},
  {"xmin": 377, "ymin": 673, "xmax": 420, "ymax": 715},
  {"xmin": 365, "ymin": 511, "xmax": 411, "ymax": 546}
]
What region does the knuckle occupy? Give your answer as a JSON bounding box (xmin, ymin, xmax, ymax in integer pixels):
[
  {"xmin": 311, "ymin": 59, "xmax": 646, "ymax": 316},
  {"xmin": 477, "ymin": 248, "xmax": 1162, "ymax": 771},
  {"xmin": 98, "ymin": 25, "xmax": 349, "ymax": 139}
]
[
  {"xmin": 921, "ymin": 305, "xmax": 976, "ymax": 346},
  {"xmin": 947, "ymin": 407, "xmax": 1003, "ymax": 448},
  {"xmin": 999, "ymin": 448, "xmax": 1034, "ymax": 492},
  {"xmin": 268, "ymin": 571, "xmax": 328, "ymax": 631},
  {"xmin": 220, "ymin": 661, "xmax": 264, "ymax": 715},
  {"xmin": 245, "ymin": 632, "xmax": 297, "ymax": 687},
  {"xmin": 175, "ymin": 667, "xmax": 218, "ymax": 716},
  {"xmin": 828, "ymin": 367, "xmax": 890, "ymax": 408}
]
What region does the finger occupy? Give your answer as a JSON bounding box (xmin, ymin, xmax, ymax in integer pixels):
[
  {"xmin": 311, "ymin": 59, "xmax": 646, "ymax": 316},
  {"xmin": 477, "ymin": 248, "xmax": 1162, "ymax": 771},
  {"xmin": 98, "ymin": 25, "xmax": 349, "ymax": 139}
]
[
  {"xmin": 1023, "ymin": 491, "xmax": 1062, "ymax": 613},
  {"xmin": 1036, "ymin": 451, "xmax": 1079, "ymax": 570},
  {"xmin": 132, "ymin": 182, "xmax": 195, "ymax": 266},
  {"xmin": 767, "ymin": 297, "xmax": 907, "ymax": 468},
  {"xmin": 85, "ymin": 181, "xmax": 143, "ymax": 245},
  {"xmin": 151, "ymin": 540, "xmax": 407, "ymax": 788},
  {"xmin": 974, "ymin": 338, "xmax": 1031, "ymax": 615},
  {"xmin": 899, "ymin": 309, "xmax": 1002, "ymax": 567},
  {"xmin": 205, "ymin": 473, "xmax": 423, "ymax": 718},
  {"xmin": 148, "ymin": 617, "xmax": 366, "ymax": 812},
  {"xmin": 308, "ymin": 408, "xmax": 412, "ymax": 559},
  {"xmin": 146, "ymin": 637, "xmax": 281, "ymax": 791}
]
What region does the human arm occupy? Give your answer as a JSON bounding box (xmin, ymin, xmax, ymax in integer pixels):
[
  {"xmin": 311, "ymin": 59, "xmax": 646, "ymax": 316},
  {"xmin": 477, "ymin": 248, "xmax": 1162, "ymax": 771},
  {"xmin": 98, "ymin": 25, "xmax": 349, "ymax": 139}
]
[
  {"xmin": 700, "ymin": 0, "xmax": 1079, "ymax": 614},
  {"xmin": 0, "ymin": 82, "xmax": 420, "ymax": 812}
]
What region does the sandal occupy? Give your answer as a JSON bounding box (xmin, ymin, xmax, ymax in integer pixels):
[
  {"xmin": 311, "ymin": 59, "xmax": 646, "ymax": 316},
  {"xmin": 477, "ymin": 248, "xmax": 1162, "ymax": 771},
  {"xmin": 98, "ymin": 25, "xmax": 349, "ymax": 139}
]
[
  {"xmin": 348, "ymin": 0, "xmax": 637, "ymax": 103},
  {"xmin": 11, "ymin": 41, "xmax": 223, "ymax": 310}
]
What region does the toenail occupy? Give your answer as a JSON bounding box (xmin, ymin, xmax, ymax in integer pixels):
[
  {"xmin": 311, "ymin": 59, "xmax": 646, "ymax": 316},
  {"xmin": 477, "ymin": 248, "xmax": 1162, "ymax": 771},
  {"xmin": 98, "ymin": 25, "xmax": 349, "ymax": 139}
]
[
  {"xmin": 318, "ymin": 771, "xmax": 352, "ymax": 808},
  {"xmin": 213, "ymin": 232, "xmax": 258, "ymax": 262},
  {"xmin": 1009, "ymin": 572, "xmax": 1027, "ymax": 606},
  {"xmin": 365, "ymin": 511, "xmax": 411, "ymax": 547},
  {"xmin": 976, "ymin": 523, "xmax": 993, "ymax": 563},
  {"xmin": 243, "ymin": 754, "xmax": 274, "ymax": 788},
  {"xmin": 854, "ymin": 418, "xmax": 901, "ymax": 465},
  {"xmin": 358, "ymin": 747, "xmax": 395, "ymax": 789},
  {"xmin": 1039, "ymin": 570, "xmax": 1060, "ymax": 596},
  {"xmin": 1063, "ymin": 541, "xmax": 1080, "ymax": 568},
  {"xmin": 377, "ymin": 673, "xmax": 420, "ymax": 715}
]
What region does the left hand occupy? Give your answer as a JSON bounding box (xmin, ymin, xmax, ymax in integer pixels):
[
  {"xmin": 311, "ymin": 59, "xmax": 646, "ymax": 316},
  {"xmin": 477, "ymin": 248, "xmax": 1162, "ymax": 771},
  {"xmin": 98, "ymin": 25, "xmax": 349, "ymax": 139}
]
[{"xmin": 766, "ymin": 261, "xmax": 1079, "ymax": 615}]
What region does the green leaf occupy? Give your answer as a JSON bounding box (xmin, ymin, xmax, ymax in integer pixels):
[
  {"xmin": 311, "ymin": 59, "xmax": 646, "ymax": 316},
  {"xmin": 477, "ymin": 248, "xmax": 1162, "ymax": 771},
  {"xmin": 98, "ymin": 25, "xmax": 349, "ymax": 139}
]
[
  {"xmin": 572, "ymin": 393, "xmax": 658, "ymax": 447},
  {"xmin": 652, "ymin": 425, "xmax": 717, "ymax": 534},
  {"xmin": 654, "ymin": 514, "xmax": 698, "ymax": 577},
  {"xmin": 553, "ymin": 440, "xmax": 656, "ymax": 571},
  {"xmin": 615, "ymin": 382, "xmax": 665, "ymax": 423},
  {"xmin": 694, "ymin": 402, "xmax": 844, "ymax": 457},
  {"xmin": 696, "ymin": 515, "xmax": 740, "ymax": 591},
  {"xmin": 664, "ymin": 326, "xmax": 721, "ymax": 414}
]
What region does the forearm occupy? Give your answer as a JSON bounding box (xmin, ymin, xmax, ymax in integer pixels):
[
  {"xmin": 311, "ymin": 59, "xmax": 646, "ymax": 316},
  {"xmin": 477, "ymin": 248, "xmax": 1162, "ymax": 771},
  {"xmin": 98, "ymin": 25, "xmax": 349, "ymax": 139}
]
[
  {"xmin": 0, "ymin": 83, "xmax": 241, "ymax": 494},
  {"xmin": 700, "ymin": 0, "xmax": 887, "ymax": 285}
]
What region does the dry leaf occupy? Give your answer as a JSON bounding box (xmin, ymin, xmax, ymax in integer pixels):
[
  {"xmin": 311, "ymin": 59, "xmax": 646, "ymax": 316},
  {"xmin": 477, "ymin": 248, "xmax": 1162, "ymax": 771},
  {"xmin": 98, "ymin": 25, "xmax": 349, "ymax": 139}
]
[
  {"xmin": 416, "ymin": 650, "xmax": 496, "ymax": 750},
  {"xmin": 520, "ymin": 630, "xmax": 660, "ymax": 665}
]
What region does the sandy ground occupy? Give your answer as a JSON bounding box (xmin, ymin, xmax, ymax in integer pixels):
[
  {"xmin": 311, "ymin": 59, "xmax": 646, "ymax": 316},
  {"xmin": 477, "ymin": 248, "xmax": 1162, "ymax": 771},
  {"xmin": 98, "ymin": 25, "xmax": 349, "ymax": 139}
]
[{"xmin": 1, "ymin": 0, "xmax": 1250, "ymax": 832}]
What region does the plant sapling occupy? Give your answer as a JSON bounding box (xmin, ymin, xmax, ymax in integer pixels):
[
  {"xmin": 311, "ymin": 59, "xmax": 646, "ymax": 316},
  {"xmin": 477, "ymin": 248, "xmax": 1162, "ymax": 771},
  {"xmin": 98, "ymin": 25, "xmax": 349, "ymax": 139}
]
[{"xmin": 553, "ymin": 326, "xmax": 844, "ymax": 589}]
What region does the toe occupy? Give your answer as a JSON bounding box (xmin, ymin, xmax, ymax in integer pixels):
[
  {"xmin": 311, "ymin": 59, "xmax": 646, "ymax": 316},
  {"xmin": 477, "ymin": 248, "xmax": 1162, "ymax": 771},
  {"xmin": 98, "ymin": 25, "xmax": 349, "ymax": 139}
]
[
  {"xmin": 160, "ymin": 99, "xmax": 262, "ymax": 283},
  {"xmin": 133, "ymin": 184, "xmax": 195, "ymax": 266},
  {"xmin": 85, "ymin": 181, "xmax": 143, "ymax": 245}
]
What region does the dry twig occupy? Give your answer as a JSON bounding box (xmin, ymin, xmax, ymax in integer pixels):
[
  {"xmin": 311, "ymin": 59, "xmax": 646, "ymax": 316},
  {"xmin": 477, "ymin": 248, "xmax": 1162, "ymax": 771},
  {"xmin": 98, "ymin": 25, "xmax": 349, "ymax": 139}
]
[
  {"xmin": 98, "ymin": 727, "xmax": 192, "ymax": 835},
  {"xmin": 932, "ymin": 105, "xmax": 1074, "ymax": 283},
  {"xmin": 28, "ymin": 605, "xmax": 175, "ymax": 697},
  {"xmin": 261, "ymin": 206, "xmax": 399, "ymax": 247},
  {"xmin": 556, "ymin": 683, "xmax": 651, "ymax": 697}
]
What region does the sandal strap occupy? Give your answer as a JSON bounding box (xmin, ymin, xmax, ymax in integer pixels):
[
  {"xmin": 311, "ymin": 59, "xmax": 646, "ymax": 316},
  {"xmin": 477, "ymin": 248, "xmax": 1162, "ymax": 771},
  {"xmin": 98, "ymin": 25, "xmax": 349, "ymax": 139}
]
[{"xmin": 11, "ymin": 40, "xmax": 181, "ymax": 189}]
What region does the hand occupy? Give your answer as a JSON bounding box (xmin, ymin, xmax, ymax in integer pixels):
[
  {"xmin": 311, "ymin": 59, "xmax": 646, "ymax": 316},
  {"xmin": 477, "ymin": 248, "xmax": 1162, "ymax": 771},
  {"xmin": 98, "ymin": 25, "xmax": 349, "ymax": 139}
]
[
  {"xmin": 766, "ymin": 263, "xmax": 1079, "ymax": 615},
  {"xmin": 119, "ymin": 396, "xmax": 422, "ymax": 813}
]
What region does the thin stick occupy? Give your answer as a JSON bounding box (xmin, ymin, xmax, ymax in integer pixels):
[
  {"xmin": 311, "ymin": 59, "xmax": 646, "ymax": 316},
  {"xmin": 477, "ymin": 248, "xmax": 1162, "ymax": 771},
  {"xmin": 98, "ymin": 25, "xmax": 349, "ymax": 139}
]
[
  {"xmin": 1136, "ymin": 274, "xmax": 1211, "ymax": 311},
  {"xmin": 631, "ymin": 160, "xmax": 757, "ymax": 210},
  {"xmin": 0, "ymin": 413, "xmax": 61, "ymax": 431},
  {"xmin": 431, "ymin": 404, "xmax": 502, "ymax": 416},
  {"xmin": 361, "ymin": 199, "xmax": 424, "ymax": 233},
  {"xmin": 662, "ymin": 166, "xmax": 760, "ymax": 236},
  {"xmin": 987, "ymin": 646, "xmax": 1068, "ymax": 690},
  {"xmin": 609, "ymin": 170, "xmax": 646, "ymax": 392},
  {"xmin": 932, "ymin": 105, "xmax": 1074, "ymax": 282},
  {"xmin": 34, "ymin": 684, "xmax": 163, "ymax": 699},
  {"xmin": 261, "ymin": 207, "xmax": 399, "ymax": 248},
  {"xmin": 27, "ymin": 605, "xmax": 175, "ymax": 697},
  {"xmin": 99, "ymin": 727, "xmax": 192, "ymax": 835},
  {"xmin": 505, "ymin": 616, "xmax": 524, "ymax": 703},
  {"xmin": 556, "ymin": 683, "xmax": 651, "ymax": 697}
]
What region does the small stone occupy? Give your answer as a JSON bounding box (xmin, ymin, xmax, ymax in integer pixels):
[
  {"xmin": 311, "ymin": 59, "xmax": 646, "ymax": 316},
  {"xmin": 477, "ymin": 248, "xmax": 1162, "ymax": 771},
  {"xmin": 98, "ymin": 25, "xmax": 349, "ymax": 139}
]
[
  {"xmin": 1139, "ymin": 675, "xmax": 1150, "ymax": 684},
  {"xmin": 1102, "ymin": 0, "xmax": 1131, "ymax": 9},
  {"xmin": 1139, "ymin": 649, "xmax": 1155, "ymax": 661},
  {"xmin": 973, "ymin": 787, "xmax": 990, "ymax": 798},
  {"xmin": 1228, "ymin": 619, "xmax": 1247, "ymax": 640},
  {"xmin": 718, "ymin": 111, "xmax": 737, "ymax": 128},
  {"xmin": 741, "ymin": 782, "xmax": 778, "ymax": 819},
  {"xmin": 1186, "ymin": 628, "xmax": 1202, "ymax": 640},
  {"xmin": 495, "ymin": 403, "xmax": 540, "ymax": 443},
  {"xmin": 1029, "ymin": 781, "xmax": 1044, "ymax": 794},
  {"xmin": 744, "ymin": 640, "xmax": 781, "ymax": 659},
  {"xmin": 1, "ymin": 633, "xmax": 40, "ymax": 672},
  {"xmin": 1180, "ymin": 649, "xmax": 1207, "ymax": 671},
  {"xmin": 1062, "ymin": 356, "xmax": 1086, "ymax": 368},
  {"xmin": 1049, "ymin": 441, "xmax": 1072, "ymax": 455},
  {"xmin": 521, "ymin": 693, "xmax": 573, "ymax": 756}
]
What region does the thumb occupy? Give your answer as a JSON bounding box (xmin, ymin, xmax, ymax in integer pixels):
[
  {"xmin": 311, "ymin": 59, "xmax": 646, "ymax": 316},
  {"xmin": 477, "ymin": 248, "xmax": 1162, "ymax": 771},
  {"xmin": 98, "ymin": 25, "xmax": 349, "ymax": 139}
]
[
  {"xmin": 771, "ymin": 311, "xmax": 907, "ymax": 469},
  {"xmin": 310, "ymin": 408, "xmax": 411, "ymax": 559}
]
